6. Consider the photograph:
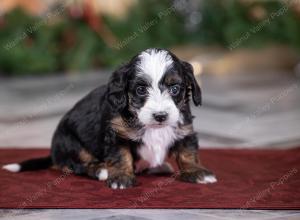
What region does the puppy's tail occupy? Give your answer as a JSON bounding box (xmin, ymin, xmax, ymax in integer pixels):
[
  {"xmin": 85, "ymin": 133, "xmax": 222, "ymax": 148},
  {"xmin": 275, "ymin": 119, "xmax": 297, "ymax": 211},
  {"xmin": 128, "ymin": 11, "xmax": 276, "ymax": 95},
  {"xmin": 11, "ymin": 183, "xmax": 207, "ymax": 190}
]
[{"xmin": 2, "ymin": 156, "xmax": 52, "ymax": 173}]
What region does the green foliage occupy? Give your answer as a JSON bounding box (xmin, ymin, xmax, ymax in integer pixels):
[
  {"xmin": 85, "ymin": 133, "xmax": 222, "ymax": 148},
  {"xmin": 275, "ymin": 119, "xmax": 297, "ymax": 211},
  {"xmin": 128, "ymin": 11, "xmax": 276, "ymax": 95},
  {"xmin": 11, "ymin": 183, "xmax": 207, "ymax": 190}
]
[
  {"xmin": 197, "ymin": 0, "xmax": 300, "ymax": 49},
  {"xmin": 103, "ymin": 0, "xmax": 186, "ymax": 66},
  {"xmin": 0, "ymin": 9, "xmax": 58, "ymax": 75},
  {"xmin": 0, "ymin": 0, "xmax": 300, "ymax": 75}
]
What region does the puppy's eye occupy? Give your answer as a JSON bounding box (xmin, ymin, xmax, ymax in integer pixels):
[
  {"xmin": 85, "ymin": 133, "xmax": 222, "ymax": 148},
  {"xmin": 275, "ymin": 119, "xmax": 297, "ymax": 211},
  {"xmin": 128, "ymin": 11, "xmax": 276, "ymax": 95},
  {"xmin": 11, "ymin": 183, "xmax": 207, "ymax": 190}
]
[
  {"xmin": 136, "ymin": 86, "xmax": 147, "ymax": 96},
  {"xmin": 169, "ymin": 84, "xmax": 180, "ymax": 96}
]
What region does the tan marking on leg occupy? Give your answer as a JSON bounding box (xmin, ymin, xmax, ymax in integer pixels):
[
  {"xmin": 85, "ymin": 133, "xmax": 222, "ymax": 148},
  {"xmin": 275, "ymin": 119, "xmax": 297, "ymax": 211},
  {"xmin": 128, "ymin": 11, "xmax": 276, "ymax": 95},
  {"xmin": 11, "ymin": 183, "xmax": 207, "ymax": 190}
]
[
  {"xmin": 79, "ymin": 149, "xmax": 94, "ymax": 164},
  {"xmin": 175, "ymin": 145, "xmax": 216, "ymax": 184},
  {"xmin": 79, "ymin": 149, "xmax": 105, "ymax": 178},
  {"xmin": 176, "ymin": 147, "xmax": 201, "ymax": 173},
  {"xmin": 106, "ymin": 146, "xmax": 136, "ymax": 189},
  {"xmin": 108, "ymin": 147, "xmax": 134, "ymax": 177}
]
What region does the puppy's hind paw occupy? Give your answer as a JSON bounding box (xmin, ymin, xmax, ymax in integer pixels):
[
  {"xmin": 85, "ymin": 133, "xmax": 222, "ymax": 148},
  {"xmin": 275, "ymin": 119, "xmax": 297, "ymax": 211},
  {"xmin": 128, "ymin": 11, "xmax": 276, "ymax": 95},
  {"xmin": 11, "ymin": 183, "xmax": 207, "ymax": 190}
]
[
  {"xmin": 196, "ymin": 175, "xmax": 217, "ymax": 184},
  {"xmin": 97, "ymin": 169, "xmax": 108, "ymax": 181},
  {"xmin": 180, "ymin": 168, "xmax": 217, "ymax": 184}
]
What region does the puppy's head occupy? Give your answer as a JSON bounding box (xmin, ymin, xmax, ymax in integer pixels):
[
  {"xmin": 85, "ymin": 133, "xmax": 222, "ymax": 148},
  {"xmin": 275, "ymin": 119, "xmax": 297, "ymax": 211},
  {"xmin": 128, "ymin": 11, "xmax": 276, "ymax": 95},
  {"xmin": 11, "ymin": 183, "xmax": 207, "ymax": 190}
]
[{"xmin": 107, "ymin": 48, "xmax": 201, "ymax": 128}]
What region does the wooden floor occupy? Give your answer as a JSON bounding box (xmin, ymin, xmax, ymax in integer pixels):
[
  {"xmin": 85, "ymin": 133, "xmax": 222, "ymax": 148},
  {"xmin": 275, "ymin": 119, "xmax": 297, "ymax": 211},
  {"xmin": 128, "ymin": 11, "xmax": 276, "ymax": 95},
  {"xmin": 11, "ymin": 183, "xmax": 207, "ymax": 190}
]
[{"xmin": 0, "ymin": 70, "xmax": 300, "ymax": 219}]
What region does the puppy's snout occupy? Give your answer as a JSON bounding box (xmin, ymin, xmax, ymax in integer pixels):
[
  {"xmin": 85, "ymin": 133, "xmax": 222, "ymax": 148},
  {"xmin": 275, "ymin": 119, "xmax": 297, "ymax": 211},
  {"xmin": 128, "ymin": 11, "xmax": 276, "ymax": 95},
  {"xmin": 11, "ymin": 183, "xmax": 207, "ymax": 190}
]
[{"xmin": 152, "ymin": 111, "xmax": 168, "ymax": 122}]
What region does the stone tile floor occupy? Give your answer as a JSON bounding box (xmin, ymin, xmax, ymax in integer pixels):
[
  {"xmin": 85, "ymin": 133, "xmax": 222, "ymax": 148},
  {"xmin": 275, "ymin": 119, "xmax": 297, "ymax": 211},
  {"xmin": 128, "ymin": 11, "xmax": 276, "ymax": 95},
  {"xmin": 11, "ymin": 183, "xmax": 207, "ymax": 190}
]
[
  {"xmin": 1, "ymin": 209, "xmax": 300, "ymax": 220},
  {"xmin": 0, "ymin": 70, "xmax": 300, "ymax": 219}
]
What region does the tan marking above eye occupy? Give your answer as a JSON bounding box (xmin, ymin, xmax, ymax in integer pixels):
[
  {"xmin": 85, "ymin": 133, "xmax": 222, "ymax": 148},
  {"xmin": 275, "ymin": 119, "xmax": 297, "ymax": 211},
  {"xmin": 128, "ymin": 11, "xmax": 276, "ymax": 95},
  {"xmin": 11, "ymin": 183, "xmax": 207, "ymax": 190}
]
[{"xmin": 163, "ymin": 72, "xmax": 182, "ymax": 85}]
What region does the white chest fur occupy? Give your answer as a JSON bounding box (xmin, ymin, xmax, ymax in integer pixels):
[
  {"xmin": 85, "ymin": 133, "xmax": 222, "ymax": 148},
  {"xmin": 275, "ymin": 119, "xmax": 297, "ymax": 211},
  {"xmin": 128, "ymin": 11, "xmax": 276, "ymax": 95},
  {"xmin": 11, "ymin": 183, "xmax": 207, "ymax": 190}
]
[{"xmin": 138, "ymin": 126, "xmax": 178, "ymax": 168}]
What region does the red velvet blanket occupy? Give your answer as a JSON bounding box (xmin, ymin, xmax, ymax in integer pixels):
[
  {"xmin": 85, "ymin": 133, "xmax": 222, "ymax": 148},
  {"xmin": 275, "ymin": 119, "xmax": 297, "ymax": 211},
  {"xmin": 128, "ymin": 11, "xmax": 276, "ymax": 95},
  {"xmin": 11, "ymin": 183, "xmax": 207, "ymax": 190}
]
[{"xmin": 0, "ymin": 148, "xmax": 299, "ymax": 209}]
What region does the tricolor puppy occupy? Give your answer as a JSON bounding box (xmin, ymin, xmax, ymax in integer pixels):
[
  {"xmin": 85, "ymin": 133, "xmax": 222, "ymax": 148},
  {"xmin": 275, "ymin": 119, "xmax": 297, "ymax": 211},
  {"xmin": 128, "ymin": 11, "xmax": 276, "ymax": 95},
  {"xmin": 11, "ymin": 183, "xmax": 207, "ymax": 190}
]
[{"xmin": 3, "ymin": 48, "xmax": 216, "ymax": 189}]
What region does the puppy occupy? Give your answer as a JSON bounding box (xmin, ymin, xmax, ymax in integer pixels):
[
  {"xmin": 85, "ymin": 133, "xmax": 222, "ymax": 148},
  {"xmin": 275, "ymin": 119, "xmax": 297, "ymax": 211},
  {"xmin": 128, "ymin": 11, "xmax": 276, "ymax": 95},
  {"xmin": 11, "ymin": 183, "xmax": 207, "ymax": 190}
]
[{"xmin": 3, "ymin": 48, "xmax": 216, "ymax": 189}]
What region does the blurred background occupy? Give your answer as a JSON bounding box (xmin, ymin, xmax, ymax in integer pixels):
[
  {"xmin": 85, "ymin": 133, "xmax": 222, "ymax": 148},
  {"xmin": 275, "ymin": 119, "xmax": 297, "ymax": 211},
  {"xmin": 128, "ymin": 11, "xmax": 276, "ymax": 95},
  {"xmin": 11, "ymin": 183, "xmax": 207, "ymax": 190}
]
[{"xmin": 0, "ymin": 0, "xmax": 300, "ymax": 148}]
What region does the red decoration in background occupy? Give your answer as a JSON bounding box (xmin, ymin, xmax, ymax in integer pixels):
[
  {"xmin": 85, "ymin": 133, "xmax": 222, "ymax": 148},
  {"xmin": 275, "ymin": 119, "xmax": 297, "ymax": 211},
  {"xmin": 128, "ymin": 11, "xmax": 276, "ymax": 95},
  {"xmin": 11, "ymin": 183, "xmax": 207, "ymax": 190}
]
[
  {"xmin": 81, "ymin": 0, "xmax": 117, "ymax": 47},
  {"xmin": 0, "ymin": 148, "xmax": 299, "ymax": 209}
]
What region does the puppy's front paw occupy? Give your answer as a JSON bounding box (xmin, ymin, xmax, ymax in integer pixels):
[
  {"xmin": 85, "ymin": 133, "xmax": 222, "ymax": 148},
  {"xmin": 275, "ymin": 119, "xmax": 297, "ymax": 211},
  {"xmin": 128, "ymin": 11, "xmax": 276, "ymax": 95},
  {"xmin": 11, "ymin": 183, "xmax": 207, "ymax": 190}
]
[
  {"xmin": 180, "ymin": 168, "xmax": 217, "ymax": 184},
  {"xmin": 107, "ymin": 174, "xmax": 136, "ymax": 189}
]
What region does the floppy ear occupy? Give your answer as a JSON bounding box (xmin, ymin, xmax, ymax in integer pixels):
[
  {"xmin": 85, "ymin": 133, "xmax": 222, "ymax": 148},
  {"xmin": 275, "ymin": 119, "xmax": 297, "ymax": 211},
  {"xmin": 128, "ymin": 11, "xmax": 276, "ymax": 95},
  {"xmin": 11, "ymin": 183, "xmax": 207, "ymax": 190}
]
[
  {"xmin": 107, "ymin": 64, "xmax": 130, "ymax": 111},
  {"xmin": 181, "ymin": 61, "xmax": 202, "ymax": 106}
]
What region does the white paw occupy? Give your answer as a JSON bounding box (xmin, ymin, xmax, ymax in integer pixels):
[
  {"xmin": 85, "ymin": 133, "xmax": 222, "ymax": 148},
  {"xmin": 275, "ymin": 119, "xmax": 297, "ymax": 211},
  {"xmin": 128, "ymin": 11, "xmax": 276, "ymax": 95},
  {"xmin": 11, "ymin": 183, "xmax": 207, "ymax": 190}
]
[
  {"xmin": 110, "ymin": 182, "xmax": 126, "ymax": 190},
  {"xmin": 97, "ymin": 169, "xmax": 108, "ymax": 181},
  {"xmin": 197, "ymin": 175, "xmax": 217, "ymax": 184}
]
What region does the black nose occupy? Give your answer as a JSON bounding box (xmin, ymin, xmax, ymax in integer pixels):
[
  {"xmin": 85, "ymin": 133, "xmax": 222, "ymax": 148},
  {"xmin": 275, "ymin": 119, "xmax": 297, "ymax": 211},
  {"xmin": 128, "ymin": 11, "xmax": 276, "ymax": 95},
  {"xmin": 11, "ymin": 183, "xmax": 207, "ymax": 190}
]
[{"xmin": 153, "ymin": 111, "xmax": 168, "ymax": 122}]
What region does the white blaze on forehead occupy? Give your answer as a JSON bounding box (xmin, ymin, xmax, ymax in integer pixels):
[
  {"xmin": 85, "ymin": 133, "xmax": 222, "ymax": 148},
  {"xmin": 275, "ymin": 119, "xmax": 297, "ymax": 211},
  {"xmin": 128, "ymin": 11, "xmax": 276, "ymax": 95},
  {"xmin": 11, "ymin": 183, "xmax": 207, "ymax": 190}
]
[
  {"xmin": 137, "ymin": 49, "xmax": 173, "ymax": 84},
  {"xmin": 136, "ymin": 49, "xmax": 180, "ymax": 126}
]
